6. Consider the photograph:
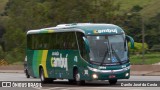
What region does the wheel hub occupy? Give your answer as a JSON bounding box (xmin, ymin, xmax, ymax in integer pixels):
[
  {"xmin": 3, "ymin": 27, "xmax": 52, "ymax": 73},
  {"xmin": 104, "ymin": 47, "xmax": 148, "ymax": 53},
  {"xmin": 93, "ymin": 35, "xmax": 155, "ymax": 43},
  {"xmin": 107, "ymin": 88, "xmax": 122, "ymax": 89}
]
[
  {"xmin": 76, "ymin": 73, "xmax": 80, "ymax": 81},
  {"xmin": 41, "ymin": 71, "xmax": 44, "ymax": 81}
]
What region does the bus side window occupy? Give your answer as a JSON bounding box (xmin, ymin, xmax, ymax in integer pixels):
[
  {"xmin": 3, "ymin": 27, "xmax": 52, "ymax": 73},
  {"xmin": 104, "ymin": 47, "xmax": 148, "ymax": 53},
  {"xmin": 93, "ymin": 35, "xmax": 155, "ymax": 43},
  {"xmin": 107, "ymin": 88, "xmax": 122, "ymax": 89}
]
[
  {"xmin": 76, "ymin": 32, "xmax": 88, "ymax": 61},
  {"xmin": 50, "ymin": 33, "xmax": 58, "ymax": 50},
  {"xmin": 68, "ymin": 32, "xmax": 77, "ymax": 50},
  {"xmin": 59, "ymin": 32, "xmax": 77, "ymax": 50},
  {"xmin": 27, "ymin": 35, "xmax": 31, "ymax": 49},
  {"xmin": 32, "ymin": 34, "xmax": 39, "ymax": 50}
]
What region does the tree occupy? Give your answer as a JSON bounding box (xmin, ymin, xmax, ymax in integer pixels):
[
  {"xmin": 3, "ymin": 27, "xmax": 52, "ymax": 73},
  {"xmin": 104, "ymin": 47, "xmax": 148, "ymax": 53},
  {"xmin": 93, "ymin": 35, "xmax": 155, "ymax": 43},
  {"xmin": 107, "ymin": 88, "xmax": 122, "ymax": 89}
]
[
  {"xmin": 90, "ymin": 0, "xmax": 120, "ymax": 23},
  {"xmin": 2, "ymin": 0, "xmax": 122, "ymax": 63},
  {"xmin": 145, "ymin": 13, "xmax": 160, "ymax": 48},
  {"xmin": 0, "ymin": 17, "xmax": 6, "ymax": 51},
  {"xmin": 121, "ymin": 5, "xmax": 160, "ymax": 49},
  {"xmin": 120, "ymin": 5, "xmax": 144, "ymax": 43},
  {"xmin": 46, "ymin": 0, "xmax": 93, "ymax": 24}
]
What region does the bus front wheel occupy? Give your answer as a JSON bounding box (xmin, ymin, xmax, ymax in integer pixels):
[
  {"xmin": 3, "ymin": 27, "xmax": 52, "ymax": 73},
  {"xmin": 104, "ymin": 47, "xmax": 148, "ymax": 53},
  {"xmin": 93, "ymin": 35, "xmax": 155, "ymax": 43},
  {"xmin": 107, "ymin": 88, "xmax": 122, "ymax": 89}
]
[
  {"xmin": 68, "ymin": 79, "xmax": 75, "ymax": 84},
  {"xmin": 74, "ymin": 70, "xmax": 85, "ymax": 85},
  {"xmin": 109, "ymin": 79, "xmax": 117, "ymax": 85},
  {"xmin": 40, "ymin": 68, "xmax": 53, "ymax": 83}
]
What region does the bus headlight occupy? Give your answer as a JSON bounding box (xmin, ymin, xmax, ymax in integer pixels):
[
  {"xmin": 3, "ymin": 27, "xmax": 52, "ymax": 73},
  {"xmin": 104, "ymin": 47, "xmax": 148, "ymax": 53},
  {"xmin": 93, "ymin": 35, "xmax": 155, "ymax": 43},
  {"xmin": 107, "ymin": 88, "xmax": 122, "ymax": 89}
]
[
  {"xmin": 92, "ymin": 74, "xmax": 98, "ymax": 79},
  {"xmin": 125, "ymin": 73, "xmax": 129, "ymax": 77}
]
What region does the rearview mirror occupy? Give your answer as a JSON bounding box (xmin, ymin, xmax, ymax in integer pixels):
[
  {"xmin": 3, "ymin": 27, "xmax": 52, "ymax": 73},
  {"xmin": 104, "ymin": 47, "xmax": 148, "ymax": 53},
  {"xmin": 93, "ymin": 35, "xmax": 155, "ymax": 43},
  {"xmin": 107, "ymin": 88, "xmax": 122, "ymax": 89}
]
[
  {"xmin": 126, "ymin": 35, "xmax": 134, "ymax": 49},
  {"xmin": 83, "ymin": 37, "xmax": 90, "ymax": 53}
]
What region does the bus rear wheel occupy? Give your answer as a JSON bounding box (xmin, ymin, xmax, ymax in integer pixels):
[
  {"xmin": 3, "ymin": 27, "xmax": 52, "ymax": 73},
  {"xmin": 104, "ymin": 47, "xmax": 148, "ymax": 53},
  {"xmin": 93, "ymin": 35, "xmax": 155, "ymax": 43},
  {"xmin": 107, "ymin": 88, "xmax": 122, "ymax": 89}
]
[
  {"xmin": 40, "ymin": 68, "xmax": 53, "ymax": 83},
  {"xmin": 25, "ymin": 69, "xmax": 30, "ymax": 78},
  {"xmin": 109, "ymin": 79, "xmax": 117, "ymax": 85}
]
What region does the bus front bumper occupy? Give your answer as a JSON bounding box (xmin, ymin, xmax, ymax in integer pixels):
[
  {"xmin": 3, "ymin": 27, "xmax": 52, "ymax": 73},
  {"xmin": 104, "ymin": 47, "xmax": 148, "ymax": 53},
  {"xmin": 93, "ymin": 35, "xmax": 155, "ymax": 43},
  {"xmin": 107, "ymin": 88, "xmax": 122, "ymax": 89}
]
[{"xmin": 86, "ymin": 66, "xmax": 130, "ymax": 80}]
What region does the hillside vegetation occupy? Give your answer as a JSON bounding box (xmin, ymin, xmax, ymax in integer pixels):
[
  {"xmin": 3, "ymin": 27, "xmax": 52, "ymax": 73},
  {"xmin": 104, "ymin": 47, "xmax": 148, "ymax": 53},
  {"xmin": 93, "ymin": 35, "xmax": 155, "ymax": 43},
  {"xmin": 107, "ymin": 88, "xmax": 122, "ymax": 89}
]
[
  {"xmin": 116, "ymin": 0, "xmax": 160, "ymax": 18},
  {"xmin": 0, "ymin": 0, "xmax": 159, "ymax": 64},
  {"xmin": 1, "ymin": 0, "xmax": 160, "ymax": 18},
  {"xmin": 0, "ymin": 0, "xmax": 8, "ymax": 13}
]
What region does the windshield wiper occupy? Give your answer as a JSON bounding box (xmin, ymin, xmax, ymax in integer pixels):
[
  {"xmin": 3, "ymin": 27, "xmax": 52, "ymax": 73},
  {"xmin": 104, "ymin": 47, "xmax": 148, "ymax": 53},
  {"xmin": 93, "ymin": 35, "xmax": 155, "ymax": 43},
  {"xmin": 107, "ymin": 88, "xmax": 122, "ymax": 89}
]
[
  {"xmin": 100, "ymin": 41, "xmax": 109, "ymax": 66},
  {"xmin": 111, "ymin": 44, "xmax": 122, "ymax": 65},
  {"xmin": 100, "ymin": 49, "xmax": 109, "ymax": 66}
]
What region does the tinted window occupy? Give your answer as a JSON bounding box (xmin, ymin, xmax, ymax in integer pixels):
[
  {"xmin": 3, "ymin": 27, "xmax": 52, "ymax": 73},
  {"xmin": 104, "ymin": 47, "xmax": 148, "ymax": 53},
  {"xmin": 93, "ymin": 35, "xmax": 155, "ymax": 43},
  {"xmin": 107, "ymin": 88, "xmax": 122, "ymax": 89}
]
[
  {"xmin": 27, "ymin": 32, "xmax": 78, "ymax": 50},
  {"xmin": 76, "ymin": 32, "xmax": 88, "ymax": 61}
]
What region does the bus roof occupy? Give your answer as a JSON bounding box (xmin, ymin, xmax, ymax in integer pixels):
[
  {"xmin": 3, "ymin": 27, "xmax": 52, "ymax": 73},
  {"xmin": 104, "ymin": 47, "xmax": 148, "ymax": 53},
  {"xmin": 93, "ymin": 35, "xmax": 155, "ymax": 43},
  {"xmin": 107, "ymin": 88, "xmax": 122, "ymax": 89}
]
[{"xmin": 27, "ymin": 23, "xmax": 125, "ymax": 35}]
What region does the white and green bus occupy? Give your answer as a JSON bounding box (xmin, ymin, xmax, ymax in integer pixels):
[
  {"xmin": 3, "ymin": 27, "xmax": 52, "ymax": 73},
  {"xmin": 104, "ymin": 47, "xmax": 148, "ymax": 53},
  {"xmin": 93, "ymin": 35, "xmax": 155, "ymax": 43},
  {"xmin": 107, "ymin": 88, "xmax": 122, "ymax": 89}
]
[{"xmin": 25, "ymin": 23, "xmax": 134, "ymax": 85}]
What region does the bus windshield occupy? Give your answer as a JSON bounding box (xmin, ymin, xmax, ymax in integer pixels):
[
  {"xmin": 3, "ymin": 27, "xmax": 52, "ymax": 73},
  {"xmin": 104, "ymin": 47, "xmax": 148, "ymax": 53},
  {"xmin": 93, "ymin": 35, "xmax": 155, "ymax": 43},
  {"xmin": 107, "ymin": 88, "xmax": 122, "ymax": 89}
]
[{"xmin": 87, "ymin": 35, "xmax": 128, "ymax": 65}]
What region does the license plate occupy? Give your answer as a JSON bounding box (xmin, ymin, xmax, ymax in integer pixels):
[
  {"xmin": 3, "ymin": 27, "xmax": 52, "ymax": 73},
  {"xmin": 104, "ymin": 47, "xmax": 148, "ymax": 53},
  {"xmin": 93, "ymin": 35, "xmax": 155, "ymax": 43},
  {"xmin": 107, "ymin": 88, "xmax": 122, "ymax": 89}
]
[{"xmin": 109, "ymin": 75, "xmax": 116, "ymax": 78}]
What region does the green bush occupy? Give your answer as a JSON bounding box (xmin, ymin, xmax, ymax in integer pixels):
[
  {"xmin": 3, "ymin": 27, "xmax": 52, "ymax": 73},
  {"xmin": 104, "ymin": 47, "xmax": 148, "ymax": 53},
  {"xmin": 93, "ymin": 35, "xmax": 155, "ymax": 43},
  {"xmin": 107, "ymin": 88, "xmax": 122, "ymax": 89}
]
[
  {"xmin": 0, "ymin": 46, "xmax": 4, "ymax": 59},
  {"xmin": 4, "ymin": 48, "xmax": 25, "ymax": 64},
  {"xmin": 150, "ymin": 45, "xmax": 160, "ymax": 51},
  {"xmin": 128, "ymin": 42, "xmax": 148, "ymax": 54}
]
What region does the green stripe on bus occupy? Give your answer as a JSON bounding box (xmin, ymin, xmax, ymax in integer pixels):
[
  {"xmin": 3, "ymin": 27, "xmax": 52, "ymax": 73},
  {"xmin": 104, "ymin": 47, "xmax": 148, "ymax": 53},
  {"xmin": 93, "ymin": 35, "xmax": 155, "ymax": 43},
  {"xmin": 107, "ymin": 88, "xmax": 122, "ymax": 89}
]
[{"xmin": 32, "ymin": 50, "xmax": 43, "ymax": 77}]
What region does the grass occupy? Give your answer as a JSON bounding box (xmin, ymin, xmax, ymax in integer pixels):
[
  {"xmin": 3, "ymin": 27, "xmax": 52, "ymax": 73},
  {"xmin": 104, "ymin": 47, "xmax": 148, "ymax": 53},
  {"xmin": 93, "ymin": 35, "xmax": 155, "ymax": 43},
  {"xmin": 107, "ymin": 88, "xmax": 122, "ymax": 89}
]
[
  {"xmin": 130, "ymin": 52, "xmax": 160, "ymax": 65},
  {"xmin": 116, "ymin": 0, "xmax": 151, "ymax": 11},
  {"xmin": 0, "ymin": 0, "xmax": 160, "ymax": 19},
  {"xmin": 140, "ymin": 0, "xmax": 160, "ymax": 18},
  {"xmin": 116, "ymin": 0, "xmax": 160, "ymax": 18},
  {"xmin": 0, "ymin": 0, "xmax": 8, "ymax": 13}
]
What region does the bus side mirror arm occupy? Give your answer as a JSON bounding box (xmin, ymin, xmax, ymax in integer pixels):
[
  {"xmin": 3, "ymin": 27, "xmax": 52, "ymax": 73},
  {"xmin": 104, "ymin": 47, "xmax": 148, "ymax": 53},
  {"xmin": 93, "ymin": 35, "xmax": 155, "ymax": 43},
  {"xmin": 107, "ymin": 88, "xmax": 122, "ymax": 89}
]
[
  {"xmin": 83, "ymin": 37, "xmax": 90, "ymax": 53},
  {"xmin": 126, "ymin": 35, "xmax": 134, "ymax": 49}
]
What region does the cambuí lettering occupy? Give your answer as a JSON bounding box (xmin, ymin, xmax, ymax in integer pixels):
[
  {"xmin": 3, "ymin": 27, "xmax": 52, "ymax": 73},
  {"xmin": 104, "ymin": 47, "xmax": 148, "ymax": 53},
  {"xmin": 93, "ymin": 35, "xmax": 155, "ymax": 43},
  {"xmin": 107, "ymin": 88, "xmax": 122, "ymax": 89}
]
[
  {"xmin": 51, "ymin": 52, "xmax": 68, "ymax": 71},
  {"xmin": 94, "ymin": 28, "xmax": 118, "ymax": 34}
]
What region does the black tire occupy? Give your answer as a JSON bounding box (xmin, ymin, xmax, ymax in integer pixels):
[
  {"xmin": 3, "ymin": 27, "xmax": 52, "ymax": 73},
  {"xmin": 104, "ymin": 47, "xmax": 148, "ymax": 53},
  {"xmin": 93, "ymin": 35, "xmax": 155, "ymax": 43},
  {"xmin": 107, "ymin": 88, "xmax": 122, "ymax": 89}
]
[
  {"xmin": 109, "ymin": 79, "xmax": 117, "ymax": 85},
  {"xmin": 40, "ymin": 68, "xmax": 53, "ymax": 83},
  {"xmin": 25, "ymin": 69, "xmax": 30, "ymax": 78},
  {"xmin": 74, "ymin": 70, "xmax": 85, "ymax": 85},
  {"xmin": 68, "ymin": 79, "xmax": 75, "ymax": 84},
  {"xmin": 77, "ymin": 80, "xmax": 85, "ymax": 85}
]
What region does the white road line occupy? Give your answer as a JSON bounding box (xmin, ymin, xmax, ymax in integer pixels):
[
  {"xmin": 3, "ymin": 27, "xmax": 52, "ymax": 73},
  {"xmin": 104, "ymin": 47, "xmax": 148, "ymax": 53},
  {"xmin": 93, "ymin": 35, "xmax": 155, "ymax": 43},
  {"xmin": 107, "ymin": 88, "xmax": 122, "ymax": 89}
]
[
  {"xmin": 33, "ymin": 87, "xmax": 64, "ymax": 90},
  {"xmin": 60, "ymin": 88, "xmax": 72, "ymax": 90},
  {"xmin": 67, "ymin": 87, "xmax": 144, "ymax": 90},
  {"xmin": 94, "ymin": 87, "xmax": 144, "ymax": 90},
  {"xmin": 30, "ymin": 87, "xmax": 149, "ymax": 90}
]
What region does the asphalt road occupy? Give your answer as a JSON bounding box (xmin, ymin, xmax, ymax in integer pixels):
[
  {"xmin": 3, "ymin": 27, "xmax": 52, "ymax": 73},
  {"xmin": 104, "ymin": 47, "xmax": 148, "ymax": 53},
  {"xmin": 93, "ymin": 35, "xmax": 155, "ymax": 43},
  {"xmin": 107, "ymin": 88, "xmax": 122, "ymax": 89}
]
[{"xmin": 0, "ymin": 73, "xmax": 160, "ymax": 90}]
